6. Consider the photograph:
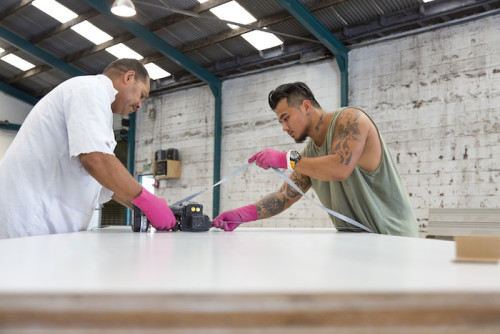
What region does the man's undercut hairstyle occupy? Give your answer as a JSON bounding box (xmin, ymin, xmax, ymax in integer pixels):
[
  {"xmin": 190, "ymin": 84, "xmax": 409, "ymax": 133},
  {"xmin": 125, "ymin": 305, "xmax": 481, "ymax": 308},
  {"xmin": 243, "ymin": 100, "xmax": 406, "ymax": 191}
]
[
  {"xmin": 268, "ymin": 82, "xmax": 321, "ymax": 111},
  {"xmin": 103, "ymin": 58, "xmax": 149, "ymax": 83}
]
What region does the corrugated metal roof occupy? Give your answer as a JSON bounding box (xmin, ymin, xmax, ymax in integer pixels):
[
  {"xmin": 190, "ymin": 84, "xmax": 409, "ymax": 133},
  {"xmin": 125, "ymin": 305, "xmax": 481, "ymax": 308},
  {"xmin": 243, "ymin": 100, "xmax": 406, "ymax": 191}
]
[{"xmin": 0, "ymin": 0, "xmax": 498, "ymax": 100}]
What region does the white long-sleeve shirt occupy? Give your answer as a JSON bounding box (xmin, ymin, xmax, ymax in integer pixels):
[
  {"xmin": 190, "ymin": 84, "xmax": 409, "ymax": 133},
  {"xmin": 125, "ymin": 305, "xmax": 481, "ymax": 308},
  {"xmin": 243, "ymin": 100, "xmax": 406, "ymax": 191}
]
[{"xmin": 0, "ymin": 75, "xmax": 117, "ymax": 238}]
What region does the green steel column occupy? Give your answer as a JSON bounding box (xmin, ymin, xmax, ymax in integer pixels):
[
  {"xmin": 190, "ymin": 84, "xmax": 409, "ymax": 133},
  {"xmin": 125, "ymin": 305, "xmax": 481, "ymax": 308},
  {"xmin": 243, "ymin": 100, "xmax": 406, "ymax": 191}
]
[
  {"xmin": 340, "ymin": 58, "xmax": 348, "ymax": 107},
  {"xmin": 127, "ymin": 113, "xmax": 136, "ymax": 175},
  {"xmin": 125, "ymin": 112, "xmax": 136, "ymax": 226},
  {"xmin": 211, "ymin": 82, "xmax": 222, "ymax": 218}
]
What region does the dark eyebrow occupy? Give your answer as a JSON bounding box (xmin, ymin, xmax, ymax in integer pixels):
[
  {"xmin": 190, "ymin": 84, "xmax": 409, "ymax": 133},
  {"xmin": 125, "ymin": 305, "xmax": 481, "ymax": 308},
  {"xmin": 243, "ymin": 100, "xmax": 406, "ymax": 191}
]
[{"xmin": 279, "ymin": 113, "xmax": 287, "ymax": 121}]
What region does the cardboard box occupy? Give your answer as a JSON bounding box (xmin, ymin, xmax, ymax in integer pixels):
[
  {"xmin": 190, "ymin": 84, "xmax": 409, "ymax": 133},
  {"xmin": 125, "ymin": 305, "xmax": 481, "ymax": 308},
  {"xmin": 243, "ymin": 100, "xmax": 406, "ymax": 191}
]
[
  {"xmin": 153, "ymin": 159, "xmax": 181, "ymax": 179},
  {"xmin": 455, "ymin": 236, "xmax": 500, "ymax": 263}
]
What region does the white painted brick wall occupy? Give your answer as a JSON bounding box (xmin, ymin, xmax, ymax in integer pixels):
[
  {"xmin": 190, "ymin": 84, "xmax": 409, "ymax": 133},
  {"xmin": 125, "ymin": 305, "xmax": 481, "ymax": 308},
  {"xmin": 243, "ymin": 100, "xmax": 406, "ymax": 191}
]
[
  {"xmin": 135, "ymin": 86, "xmax": 215, "ymax": 214},
  {"xmin": 349, "ymin": 15, "xmax": 500, "ymax": 231},
  {"xmin": 219, "ymin": 61, "xmax": 341, "ymax": 227},
  {"xmin": 135, "ymin": 15, "xmax": 500, "ymax": 232}
]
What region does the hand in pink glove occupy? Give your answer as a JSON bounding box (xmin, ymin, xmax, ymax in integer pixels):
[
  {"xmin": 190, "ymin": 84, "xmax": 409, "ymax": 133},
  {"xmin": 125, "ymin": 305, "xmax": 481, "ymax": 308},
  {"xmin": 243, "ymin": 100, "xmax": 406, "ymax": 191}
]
[
  {"xmin": 248, "ymin": 148, "xmax": 287, "ymax": 170},
  {"xmin": 131, "ymin": 188, "xmax": 176, "ymax": 231},
  {"xmin": 212, "ymin": 205, "xmax": 258, "ymax": 231}
]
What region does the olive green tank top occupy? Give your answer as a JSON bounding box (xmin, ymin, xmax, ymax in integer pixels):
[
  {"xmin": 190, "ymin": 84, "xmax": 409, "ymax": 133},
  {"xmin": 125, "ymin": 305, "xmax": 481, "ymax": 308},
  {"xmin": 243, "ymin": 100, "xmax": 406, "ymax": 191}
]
[{"xmin": 301, "ymin": 107, "xmax": 418, "ymax": 237}]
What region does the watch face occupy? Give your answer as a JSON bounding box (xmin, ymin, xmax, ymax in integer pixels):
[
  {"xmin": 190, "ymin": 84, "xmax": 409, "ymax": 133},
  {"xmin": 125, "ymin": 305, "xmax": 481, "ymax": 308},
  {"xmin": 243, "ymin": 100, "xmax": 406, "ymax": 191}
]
[{"xmin": 290, "ymin": 151, "xmax": 300, "ymax": 161}]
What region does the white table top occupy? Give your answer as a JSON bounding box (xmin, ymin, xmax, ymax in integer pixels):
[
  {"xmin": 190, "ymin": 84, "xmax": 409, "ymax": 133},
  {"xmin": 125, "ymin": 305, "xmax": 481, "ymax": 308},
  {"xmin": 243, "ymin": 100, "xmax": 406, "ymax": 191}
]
[{"xmin": 1, "ymin": 226, "xmax": 499, "ymax": 295}]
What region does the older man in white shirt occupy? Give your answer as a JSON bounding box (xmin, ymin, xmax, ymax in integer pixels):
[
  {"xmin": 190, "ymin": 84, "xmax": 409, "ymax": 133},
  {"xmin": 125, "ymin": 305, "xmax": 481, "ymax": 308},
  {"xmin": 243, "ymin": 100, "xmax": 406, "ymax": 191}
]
[{"xmin": 0, "ymin": 59, "xmax": 175, "ymax": 239}]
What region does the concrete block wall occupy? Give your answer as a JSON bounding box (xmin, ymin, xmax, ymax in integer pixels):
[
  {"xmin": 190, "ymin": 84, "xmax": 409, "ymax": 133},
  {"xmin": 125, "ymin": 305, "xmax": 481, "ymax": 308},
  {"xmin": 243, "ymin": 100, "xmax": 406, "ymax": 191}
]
[
  {"xmin": 219, "ymin": 61, "xmax": 341, "ymax": 227},
  {"xmin": 135, "ymin": 87, "xmax": 216, "ymax": 212},
  {"xmin": 349, "ymin": 14, "xmax": 500, "ymax": 231}
]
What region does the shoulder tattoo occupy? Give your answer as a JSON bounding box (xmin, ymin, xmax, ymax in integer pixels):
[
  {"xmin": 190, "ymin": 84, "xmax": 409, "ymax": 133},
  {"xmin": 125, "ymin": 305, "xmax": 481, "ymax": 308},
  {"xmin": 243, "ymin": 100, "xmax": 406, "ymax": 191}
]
[{"xmin": 334, "ymin": 109, "xmax": 361, "ymax": 165}]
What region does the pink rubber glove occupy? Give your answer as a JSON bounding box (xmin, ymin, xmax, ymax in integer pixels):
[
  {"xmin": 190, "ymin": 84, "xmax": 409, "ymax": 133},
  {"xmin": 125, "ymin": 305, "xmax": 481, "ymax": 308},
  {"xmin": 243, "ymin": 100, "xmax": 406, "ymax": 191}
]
[
  {"xmin": 212, "ymin": 205, "xmax": 258, "ymax": 231},
  {"xmin": 131, "ymin": 188, "xmax": 176, "ymax": 231},
  {"xmin": 248, "ymin": 148, "xmax": 287, "ymax": 170}
]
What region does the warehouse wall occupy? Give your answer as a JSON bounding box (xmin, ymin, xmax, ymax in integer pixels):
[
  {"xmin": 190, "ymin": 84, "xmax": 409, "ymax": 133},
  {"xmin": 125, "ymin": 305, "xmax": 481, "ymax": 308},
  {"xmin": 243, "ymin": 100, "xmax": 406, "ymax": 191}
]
[
  {"xmin": 349, "ymin": 14, "xmax": 500, "ymax": 232},
  {"xmin": 135, "ymin": 87, "xmax": 217, "ymax": 214},
  {"xmin": 135, "ymin": 14, "xmax": 500, "ymax": 232}
]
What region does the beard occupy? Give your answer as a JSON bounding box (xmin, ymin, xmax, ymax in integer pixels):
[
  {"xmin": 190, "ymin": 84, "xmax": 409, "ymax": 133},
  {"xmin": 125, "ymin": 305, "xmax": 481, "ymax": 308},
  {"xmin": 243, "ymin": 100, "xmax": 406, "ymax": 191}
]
[{"xmin": 295, "ymin": 132, "xmax": 307, "ymax": 144}]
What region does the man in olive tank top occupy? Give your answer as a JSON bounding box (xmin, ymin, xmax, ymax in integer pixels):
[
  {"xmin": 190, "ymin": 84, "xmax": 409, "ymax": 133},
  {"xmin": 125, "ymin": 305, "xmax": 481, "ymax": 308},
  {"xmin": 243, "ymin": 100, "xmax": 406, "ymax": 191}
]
[{"xmin": 212, "ymin": 82, "xmax": 418, "ymax": 237}]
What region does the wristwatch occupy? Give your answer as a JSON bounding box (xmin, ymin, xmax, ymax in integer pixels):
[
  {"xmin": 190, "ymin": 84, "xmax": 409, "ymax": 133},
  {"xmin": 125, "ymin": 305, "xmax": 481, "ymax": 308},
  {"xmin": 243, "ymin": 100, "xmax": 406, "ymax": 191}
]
[{"xmin": 287, "ymin": 150, "xmax": 302, "ymax": 170}]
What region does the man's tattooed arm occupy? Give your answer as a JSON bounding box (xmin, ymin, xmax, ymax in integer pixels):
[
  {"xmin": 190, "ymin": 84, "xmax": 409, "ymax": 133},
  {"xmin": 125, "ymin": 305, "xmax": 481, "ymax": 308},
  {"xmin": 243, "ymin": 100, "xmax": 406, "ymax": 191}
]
[
  {"xmin": 333, "ymin": 109, "xmax": 362, "ymax": 166},
  {"xmin": 254, "ymin": 172, "xmax": 311, "ymax": 219}
]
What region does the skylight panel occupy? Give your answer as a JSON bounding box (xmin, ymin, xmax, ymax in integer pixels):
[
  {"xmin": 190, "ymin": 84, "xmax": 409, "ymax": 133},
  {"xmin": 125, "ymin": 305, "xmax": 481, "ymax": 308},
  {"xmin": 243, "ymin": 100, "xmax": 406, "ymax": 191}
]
[
  {"xmin": 144, "ymin": 63, "xmax": 171, "ymax": 80},
  {"xmin": 105, "ymin": 44, "xmax": 143, "ymax": 60},
  {"xmin": 1, "ymin": 54, "xmax": 35, "ymax": 71},
  {"xmin": 210, "ymin": 1, "xmax": 256, "ymax": 29},
  {"xmin": 71, "ymin": 21, "xmax": 113, "ymax": 45},
  {"xmin": 32, "ymin": 0, "xmax": 78, "ymax": 24},
  {"xmin": 241, "ymin": 30, "xmax": 283, "ymax": 51}
]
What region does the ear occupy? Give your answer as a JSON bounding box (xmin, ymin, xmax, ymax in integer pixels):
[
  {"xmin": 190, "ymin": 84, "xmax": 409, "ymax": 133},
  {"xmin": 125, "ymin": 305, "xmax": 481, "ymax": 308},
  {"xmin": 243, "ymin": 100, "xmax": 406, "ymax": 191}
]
[
  {"xmin": 124, "ymin": 70, "xmax": 136, "ymax": 83},
  {"xmin": 301, "ymin": 99, "xmax": 312, "ymax": 114}
]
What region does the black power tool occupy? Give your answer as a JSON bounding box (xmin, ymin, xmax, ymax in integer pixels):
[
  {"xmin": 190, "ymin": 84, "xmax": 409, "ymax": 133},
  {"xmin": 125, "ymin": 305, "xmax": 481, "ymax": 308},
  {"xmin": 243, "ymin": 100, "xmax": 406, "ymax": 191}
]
[{"xmin": 132, "ymin": 202, "xmax": 211, "ymax": 232}]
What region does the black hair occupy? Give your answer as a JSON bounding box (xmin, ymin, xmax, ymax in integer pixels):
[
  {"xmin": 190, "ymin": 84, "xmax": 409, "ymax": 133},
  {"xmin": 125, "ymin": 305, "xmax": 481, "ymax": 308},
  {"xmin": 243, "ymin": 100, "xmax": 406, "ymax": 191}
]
[
  {"xmin": 103, "ymin": 58, "xmax": 149, "ymax": 83},
  {"xmin": 268, "ymin": 82, "xmax": 321, "ymax": 111}
]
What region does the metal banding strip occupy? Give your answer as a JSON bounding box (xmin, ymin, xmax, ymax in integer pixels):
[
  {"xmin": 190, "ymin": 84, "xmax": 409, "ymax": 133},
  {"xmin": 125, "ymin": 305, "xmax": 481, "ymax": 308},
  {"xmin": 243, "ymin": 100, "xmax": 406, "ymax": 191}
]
[
  {"xmin": 171, "ymin": 162, "xmax": 256, "ymax": 207},
  {"xmin": 271, "ymin": 167, "xmax": 374, "ymax": 233},
  {"xmin": 172, "ymin": 162, "xmax": 373, "ymax": 233}
]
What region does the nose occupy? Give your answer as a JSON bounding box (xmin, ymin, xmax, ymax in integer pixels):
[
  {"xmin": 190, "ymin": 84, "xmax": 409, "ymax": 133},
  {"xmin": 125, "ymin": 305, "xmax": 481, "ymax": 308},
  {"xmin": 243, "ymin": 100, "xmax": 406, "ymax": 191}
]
[
  {"xmin": 137, "ymin": 101, "xmax": 142, "ymax": 110},
  {"xmin": 282, "ymin": 122, "xmax": 289, "ymax": 132}
]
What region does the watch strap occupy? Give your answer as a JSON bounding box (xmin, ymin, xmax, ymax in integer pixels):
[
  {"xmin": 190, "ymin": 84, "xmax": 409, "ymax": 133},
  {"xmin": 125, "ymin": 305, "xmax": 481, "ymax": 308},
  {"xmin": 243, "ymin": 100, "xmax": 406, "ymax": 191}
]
[{"xmin": 286, "ymin": 151, "xmax": 292, "ymax": 170}]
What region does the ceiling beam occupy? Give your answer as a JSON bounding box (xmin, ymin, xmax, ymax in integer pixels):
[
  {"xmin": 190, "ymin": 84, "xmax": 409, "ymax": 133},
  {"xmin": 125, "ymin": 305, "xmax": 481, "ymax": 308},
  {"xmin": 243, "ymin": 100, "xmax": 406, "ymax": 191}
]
[
  {"xmin": 0, "ymin": 80, "xmax": 38, "ymax": 105},
  {"xmin": 275, "ymin": 0, "xmax": 348, "ymax": 70},
  {"xmin": 0, "ymin": 26, "xmax": 85, "ymax": 77},
  {"xmin": 0, "ymin": 0, "xmax": 33, "ymax": 21},
  {"xmin": 275, "ymin": 0, "xmax": 348, "ymax": 106}
]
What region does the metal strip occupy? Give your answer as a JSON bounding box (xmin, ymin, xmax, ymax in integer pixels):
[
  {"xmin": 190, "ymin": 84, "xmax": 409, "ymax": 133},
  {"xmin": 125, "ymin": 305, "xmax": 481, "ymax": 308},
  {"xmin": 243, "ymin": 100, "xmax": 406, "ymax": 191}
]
[
  {"xmin": 272, "ymin": 167, "xmax": 373, "ymax": 233},
  {"xmin": 173, "ymin": 162, "xmax": 372, "ymax": 233},
  {"xmin": 172, "ymin": 162, "xmax": 255, "ymax": 207}
]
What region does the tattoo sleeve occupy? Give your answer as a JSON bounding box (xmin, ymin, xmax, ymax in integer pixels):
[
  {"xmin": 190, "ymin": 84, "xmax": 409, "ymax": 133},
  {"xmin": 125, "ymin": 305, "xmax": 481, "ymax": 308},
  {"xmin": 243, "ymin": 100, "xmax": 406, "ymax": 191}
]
[
  {"xmin": 333, "ymin": 109, "xmax": 361, "ymax": 166},
  {"xmin": 255, "ymin": 172, "xmax": 311, "ymax": 219}
]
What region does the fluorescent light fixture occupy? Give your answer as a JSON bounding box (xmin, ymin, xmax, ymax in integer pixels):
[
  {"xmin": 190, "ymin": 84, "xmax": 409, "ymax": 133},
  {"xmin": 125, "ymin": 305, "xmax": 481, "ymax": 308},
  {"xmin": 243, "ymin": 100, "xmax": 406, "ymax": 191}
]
[
  {"xmin": 1, "ymin": 54, "xmax": 35, "ymax": 71},
  {"xmin": 197, "ymin": 0, "xmax": 209, "ymax": 3},
  {"xmin": 71, "ymin": 21, "xmax": 113, "ymax": 45},
  {"xmin": 144, "ymin": 63, "xmax": 171, "ymax": 80},
  {"xmin": 0, "ymin": 47, "xmax": 4, "ymax": 53},
  {"xmin": 105, "ymin": 44, "xmax": 143, "ymax": 60},
  {"xmin": 111, "ymin": 0, "xmax": 136, "ymax": 17},
  {"xmin": 422, "ymin": 0, "xmax": 435, "ymax": 2},
  {"xmin": 241, "ymin": 30, "xmax": 283, "ymax": 51},
  {"xmin": 32, "ymin": 0, "xmax": 78, "ymax": 23},
  {"xmin": 210, "ymin": 1, "xmax": 256, "ymax": 29}
]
